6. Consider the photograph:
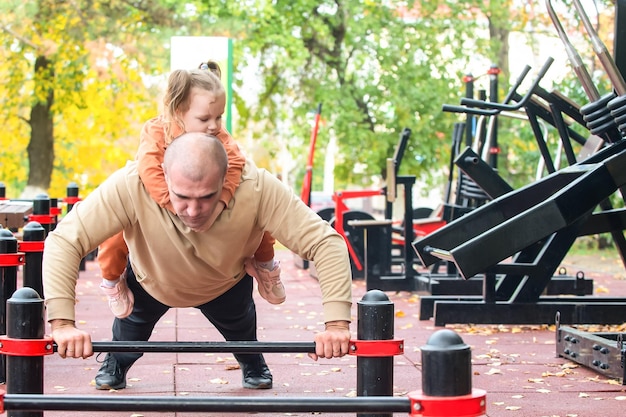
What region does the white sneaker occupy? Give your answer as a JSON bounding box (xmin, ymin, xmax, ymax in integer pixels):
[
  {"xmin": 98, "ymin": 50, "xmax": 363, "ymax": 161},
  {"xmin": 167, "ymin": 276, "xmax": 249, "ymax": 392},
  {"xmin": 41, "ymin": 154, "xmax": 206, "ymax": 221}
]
[
  {"xmin": 100, "ymin": 277, "xmax": 134, "ymax": 318},
  {"xmin": 244, "ymin": 259, "xmax": 286, "ymax": 304}
]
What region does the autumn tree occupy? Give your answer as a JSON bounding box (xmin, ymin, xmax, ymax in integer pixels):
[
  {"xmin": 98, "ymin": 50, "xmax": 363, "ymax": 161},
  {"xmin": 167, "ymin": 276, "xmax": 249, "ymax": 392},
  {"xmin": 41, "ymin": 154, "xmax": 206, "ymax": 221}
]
[{"xmin": 0, "ymin": 0, "xmax": 178, "ymax": 198}]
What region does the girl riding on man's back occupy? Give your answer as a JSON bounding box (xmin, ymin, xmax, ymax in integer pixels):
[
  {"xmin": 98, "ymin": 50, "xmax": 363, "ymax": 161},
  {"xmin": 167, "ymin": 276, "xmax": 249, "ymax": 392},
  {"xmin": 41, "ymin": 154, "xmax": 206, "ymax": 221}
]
[{"xmin": 98, "ymin": 64, "xmax": 285, "ymax": 318}]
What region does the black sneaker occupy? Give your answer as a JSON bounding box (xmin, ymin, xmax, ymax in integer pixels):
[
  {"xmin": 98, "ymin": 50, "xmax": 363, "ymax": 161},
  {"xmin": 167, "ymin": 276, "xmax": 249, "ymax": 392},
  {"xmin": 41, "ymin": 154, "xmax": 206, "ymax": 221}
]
[
  {"xmin": 95, "ymin": 353, "xmax": 130, "ymax": 390},
  {"xmin": 240, "ymin": 357, "xmax": 273, "ymax": 389}
]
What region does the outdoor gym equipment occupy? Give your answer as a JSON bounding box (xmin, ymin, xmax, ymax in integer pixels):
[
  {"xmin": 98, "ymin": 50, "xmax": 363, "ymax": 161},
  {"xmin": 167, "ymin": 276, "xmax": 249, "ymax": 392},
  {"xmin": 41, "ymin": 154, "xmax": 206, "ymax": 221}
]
[
  {"xmin": 412, "ymin": 1, "xmax": 626, "ymax": 324},
  {"xmin": 324, "ymin": 127, "xmax": 433, "ymax": 287},
  {"xmin": 0, "ymin": 287, "xmax": 487, "ymax": 416}
]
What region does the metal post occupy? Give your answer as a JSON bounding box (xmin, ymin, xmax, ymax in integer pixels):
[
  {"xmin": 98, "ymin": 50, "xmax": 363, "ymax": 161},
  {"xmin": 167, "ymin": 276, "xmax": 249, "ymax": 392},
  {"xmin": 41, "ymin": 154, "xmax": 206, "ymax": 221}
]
[
  {"xmin": 49, "ymin": 198, "xmax": 59, "ymax": 231},
  {"xmin": 64, "ymin": 184, "xmax": 88, "ymax": 271},
  {"xmin": 463, "ymin": 73, "xmax": 474, "ymax": 147},
  {"xmin": 407, "ymin": 329, "xmax": 486, "ymax": 416},
  {"xmin": 6, "ymin": 287, "xmax": 46, "ymax": 417},
  {"xmin": 488, "ymin": 64, "xmax": 500, "ymax": 169},
  {"xmin": 357, "ymin": 289, "xmax": 394, "ymax": 417},
  {"xmin": 65, "ymin": 183, "xmax": 79, "ymax": 213},
  {"xmin": 0, "ymin": 229, "xmax": 19, "ymax": 384},
  {"xmin": 0, "ymin": 182, "xmax": 5, "ymax": 199},
  {"xmin": 21, "ymin": 222, "xmax": 46, "ymax": 298},
  {"xmin": 31, "ymin": 195, "xmax": 50, "ymax": 237},
  {"xmin": 421, "ymin": 329, "xmax": 472, "ymax": 397}
]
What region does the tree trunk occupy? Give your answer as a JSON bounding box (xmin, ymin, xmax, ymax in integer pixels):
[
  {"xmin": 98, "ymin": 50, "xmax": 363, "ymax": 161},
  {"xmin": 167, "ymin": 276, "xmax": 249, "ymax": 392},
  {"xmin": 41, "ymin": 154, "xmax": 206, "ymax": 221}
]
[{"xmin": 24, "ymin": 55, "xmax": 55, "ymax": 198}]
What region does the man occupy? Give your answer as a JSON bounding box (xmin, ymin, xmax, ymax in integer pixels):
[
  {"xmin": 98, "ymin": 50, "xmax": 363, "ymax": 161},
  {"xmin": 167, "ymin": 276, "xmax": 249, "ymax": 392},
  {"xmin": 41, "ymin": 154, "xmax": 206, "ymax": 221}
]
[{"xmin": 43, "ymin": 132, "xmax": 352, "ymax": 391}]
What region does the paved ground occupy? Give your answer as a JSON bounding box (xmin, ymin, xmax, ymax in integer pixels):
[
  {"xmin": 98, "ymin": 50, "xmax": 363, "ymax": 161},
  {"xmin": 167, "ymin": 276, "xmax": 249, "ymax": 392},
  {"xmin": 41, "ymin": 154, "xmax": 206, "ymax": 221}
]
[{"xmin": 11, "ymin": 249, "xmax": 626, "ymax": 416}]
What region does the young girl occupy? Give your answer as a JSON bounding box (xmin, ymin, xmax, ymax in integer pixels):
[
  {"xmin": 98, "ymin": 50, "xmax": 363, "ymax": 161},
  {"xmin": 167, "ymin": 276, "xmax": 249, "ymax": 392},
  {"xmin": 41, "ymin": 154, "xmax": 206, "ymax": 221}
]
[{"xmin": 98, "ymin": 66, "xmax": 285, "ymax": 318}]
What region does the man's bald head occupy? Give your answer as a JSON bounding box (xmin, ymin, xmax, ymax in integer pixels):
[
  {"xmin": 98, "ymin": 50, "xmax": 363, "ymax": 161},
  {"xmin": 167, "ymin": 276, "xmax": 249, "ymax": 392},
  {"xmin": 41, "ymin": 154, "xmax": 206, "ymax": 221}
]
[{"xmin": 163, "ymin": 132, "xmax": 228, "ymax": 182}]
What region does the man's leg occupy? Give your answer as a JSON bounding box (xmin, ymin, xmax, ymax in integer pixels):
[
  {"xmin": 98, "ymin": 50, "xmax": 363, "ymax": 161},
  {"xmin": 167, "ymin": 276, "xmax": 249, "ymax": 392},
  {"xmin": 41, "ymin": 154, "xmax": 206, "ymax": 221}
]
[
  {"xmin": 197, "ymin": 274, "xmax": 272, "ymax": 389},
  {"xmin": 96, "ymin": 263, "xmax": 170, "ymax": 390}
]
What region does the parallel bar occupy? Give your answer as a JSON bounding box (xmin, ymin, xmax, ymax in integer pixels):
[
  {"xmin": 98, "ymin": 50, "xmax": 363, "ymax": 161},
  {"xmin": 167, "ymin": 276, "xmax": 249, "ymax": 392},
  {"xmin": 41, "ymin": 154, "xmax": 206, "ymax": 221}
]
[
  {"xmin": 2, "ymin": 395, "xmax": 411, "ymax": 413},
  {"xmin": 82, "ymin": 341, "xmax": 316, "ymax": 354}
]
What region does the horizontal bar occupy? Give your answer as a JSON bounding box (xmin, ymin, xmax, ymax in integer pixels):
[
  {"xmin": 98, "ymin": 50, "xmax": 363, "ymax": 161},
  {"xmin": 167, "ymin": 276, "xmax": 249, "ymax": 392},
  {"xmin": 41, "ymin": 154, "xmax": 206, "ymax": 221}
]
[
  {"xmin": 2, "ymin": 394, "xmax": 411, "ymax": 413},
  {"xmin": 87, "ymin": 341, "xmax": 316, "ymax": 354}
]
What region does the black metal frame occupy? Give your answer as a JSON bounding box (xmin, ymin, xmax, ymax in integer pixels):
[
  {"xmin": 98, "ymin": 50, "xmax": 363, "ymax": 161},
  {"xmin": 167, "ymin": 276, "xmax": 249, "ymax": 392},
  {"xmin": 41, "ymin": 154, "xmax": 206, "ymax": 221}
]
[{"xmin": 413, "ymin": 140, "xmax": 626, "ymax": 325}]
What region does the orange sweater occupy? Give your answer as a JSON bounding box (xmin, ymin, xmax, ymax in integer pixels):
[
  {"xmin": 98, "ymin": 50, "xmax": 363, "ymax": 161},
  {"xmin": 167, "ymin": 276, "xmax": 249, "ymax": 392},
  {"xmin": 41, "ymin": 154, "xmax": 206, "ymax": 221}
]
[{"xmin": 98, "ymin": 116, "xmax": 274, "ymax": 279}]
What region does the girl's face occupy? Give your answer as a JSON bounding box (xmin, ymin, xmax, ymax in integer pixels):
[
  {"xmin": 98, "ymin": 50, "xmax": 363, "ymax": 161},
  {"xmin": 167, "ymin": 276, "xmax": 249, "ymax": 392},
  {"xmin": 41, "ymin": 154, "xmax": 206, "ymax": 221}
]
[{"xmin": 180, "ymin": 88, "xmax": 226, "ymax": 136}]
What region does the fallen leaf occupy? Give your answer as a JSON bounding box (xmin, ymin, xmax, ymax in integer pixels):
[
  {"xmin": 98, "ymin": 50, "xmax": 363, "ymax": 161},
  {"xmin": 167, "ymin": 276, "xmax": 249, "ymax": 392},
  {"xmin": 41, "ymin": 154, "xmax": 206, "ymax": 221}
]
[
  {"xmin": 505, "ymin": 406, "xmax": 521, "ymax": 410},
  {"xmin": 209, "ymin": 378, "xmax": 228, "ymax": 384},
  {"xmin": 486, "ymin": 368, "xmax": 502, "ymax": 375}
]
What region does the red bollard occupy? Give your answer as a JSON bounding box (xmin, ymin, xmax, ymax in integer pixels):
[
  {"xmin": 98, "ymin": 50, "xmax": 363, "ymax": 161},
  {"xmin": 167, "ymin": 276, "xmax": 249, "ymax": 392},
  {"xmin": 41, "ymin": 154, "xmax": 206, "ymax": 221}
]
[{"xmin": 408, "ymin": 329, "xmax": 486, "ymax": 416}]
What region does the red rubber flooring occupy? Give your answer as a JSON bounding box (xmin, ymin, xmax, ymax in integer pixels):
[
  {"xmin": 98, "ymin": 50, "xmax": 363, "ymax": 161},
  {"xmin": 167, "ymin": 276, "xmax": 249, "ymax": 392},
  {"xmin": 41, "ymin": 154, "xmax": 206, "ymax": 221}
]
[{"xmin": 28, "ymin": 249, "xmax": 626, "ymax": 416}]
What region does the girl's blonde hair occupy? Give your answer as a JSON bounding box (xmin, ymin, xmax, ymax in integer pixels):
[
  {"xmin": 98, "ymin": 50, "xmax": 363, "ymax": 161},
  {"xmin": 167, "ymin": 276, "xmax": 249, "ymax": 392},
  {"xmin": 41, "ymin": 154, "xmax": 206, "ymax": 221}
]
[{"xmin": 163, "ymin": 69, "xmax": 225, "ymax": 143}]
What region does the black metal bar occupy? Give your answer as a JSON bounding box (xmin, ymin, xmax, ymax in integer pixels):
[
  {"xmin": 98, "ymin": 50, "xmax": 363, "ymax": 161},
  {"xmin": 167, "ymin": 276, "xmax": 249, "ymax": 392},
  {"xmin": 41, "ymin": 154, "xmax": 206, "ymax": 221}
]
[
  {"xmin": 1, "ymin": 395, "xmax": 411, "ymax": 413},
  {"xmin": 357, "ymin": 290, "xmax": 395, "ymax": 417},
  {"xmin": 488, "ymin": 64, "xmax": 499, "ymax": 168},
  {"xmin": 454, "ymin": 147, "xmax": 513, "ymax": 199},
  {"xmin": 58, "ymin": 341, "xmax": 317, "ymax": 354},
  {"xmin": 6, "ymin": 287, "xmax": 45, "ymax": 417},
  {"xmin": 430, "ymin": 300, "xmax": 626, "ymax": 326},
  {"xmin": 548, "ymin": 102, "xmax": 578, "ymax": 166},
  {"xmin": 460, "ymin": 58, "xmax": 553, "ymax": 111},
  {"xmin": 525, "ymin": 107, "xmax": 556, "ymax": 174}
]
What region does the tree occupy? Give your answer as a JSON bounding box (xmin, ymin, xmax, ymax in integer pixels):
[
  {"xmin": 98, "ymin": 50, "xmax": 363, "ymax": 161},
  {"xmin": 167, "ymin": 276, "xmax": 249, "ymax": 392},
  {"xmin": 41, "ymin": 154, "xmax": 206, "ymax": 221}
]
[{"xmin": 0, "ymin": 0, "xmax": 178, "ymax": 198}]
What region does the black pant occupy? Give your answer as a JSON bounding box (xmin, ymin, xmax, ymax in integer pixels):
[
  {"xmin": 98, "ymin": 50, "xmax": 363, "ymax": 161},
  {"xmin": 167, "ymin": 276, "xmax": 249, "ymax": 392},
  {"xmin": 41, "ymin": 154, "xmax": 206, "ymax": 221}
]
[{"xmin": 111, "ymin": 264, "xmax": 261, "ymax": 369}]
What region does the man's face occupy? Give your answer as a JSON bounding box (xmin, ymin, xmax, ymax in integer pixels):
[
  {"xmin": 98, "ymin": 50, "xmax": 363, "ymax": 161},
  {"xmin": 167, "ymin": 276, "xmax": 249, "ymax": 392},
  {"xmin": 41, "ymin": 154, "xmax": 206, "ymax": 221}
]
[{"xmin": 165, "ymin": 164, "xmax": 224, "ymax": 232}]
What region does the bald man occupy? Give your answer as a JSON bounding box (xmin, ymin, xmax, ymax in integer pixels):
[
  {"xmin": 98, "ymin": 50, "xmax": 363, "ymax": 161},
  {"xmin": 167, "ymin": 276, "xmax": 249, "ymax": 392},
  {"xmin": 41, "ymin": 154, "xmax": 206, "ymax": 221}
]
[{"xmin": 43, "ymin": 132, "xmax": 352, "ymax": 391}]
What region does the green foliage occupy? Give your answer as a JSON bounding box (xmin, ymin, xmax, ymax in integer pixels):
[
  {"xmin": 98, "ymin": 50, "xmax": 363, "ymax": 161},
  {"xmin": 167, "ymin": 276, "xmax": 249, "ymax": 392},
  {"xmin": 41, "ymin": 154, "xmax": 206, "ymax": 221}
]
[
  {"xmin": 0, "ymin": 0, "xmax": 621, "ymax": 205},
  {"xmin": 0, "ymin": 0, "xmax": 174, "ymax": 198}
]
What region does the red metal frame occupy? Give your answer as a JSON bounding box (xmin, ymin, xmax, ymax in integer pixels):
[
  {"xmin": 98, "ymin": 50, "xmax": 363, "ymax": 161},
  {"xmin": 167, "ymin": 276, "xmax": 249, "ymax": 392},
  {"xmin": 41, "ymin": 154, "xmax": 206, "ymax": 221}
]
[
  {"xmin": 18, "ymin": 241, "xmax": 45, "ymax": 252},
  {"xmin": 0, "ymin": 253, "xmax": 25, "ymax": 267},
  {"xmin": 0, "ymin": 336, "xmax": 54, "ymax": 356},
  {"xmin": 332, "ymin": 189, "xmax": 384, "ymax": 271},
  {"xmin": 332, "ymin": 189, "xmax": 448, "ymax": 271}
]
